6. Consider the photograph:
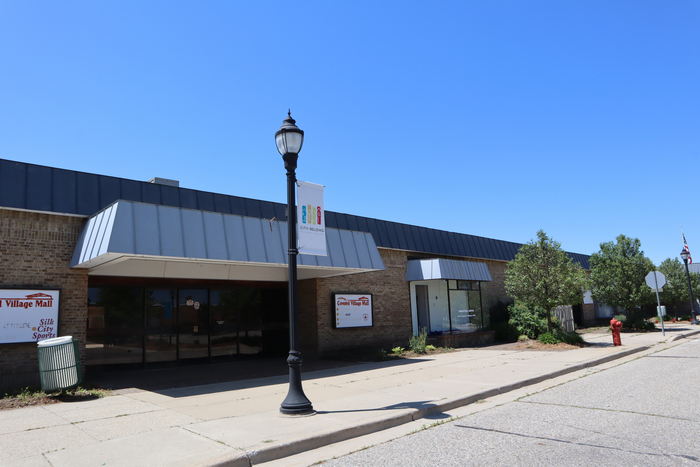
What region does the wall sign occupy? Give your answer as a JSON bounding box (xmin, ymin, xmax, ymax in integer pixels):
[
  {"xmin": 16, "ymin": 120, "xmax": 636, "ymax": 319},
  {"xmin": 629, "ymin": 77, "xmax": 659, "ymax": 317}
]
[
  {"xmin": 0, "ymin": 289, "xmax": 60, "ymax": 344},
  {"xmin": 334, "ymin": 293, "xmax": 373, "ymax": 328}
]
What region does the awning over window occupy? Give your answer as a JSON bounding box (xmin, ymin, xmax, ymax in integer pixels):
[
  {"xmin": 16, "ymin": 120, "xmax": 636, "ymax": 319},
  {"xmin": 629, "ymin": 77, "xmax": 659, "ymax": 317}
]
[
  {"xmin": 71, "ymin": 200, "xmax": 384, "ymax": 281},
  {"xmin": 405, "ymin": 258, "xmax": 492, "ymax": 282}
]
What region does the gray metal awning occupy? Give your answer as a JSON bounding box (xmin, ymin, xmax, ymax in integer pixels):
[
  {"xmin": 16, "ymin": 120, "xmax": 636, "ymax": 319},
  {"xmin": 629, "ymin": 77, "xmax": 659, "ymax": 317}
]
[
  {"xmin": 71, "ymin": 200, "xmax": 384, "ymax": 280},
  {"xmin": 405, "ymin": 258, "xmax": 492, "ymax": 282}
]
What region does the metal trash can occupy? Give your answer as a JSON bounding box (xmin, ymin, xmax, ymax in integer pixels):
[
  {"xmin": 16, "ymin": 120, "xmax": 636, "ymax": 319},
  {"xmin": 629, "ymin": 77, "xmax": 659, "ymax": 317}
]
[{"xmin": 37, "ymin": 336, "xmax": 82, "ymax": 391}]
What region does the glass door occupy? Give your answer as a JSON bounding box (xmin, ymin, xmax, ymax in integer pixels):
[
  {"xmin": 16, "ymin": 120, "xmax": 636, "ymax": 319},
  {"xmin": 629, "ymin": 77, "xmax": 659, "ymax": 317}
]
[
  {"xmin": 145, "ymin": 288, "xmax": 177, "ymax": 362},
  {"xmin": 178, "ymin": 289, "xmax": 210, "ymax": 360},
  {"xmin": 210, "ymin": 289, "xmax": 239, "ymax": 357}
]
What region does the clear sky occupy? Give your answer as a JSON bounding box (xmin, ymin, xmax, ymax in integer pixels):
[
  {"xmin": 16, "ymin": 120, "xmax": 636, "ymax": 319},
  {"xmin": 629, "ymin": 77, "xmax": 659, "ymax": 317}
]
[{"xmin": 1, "ymin": 1, "xmax": 698, "ymax": 265}]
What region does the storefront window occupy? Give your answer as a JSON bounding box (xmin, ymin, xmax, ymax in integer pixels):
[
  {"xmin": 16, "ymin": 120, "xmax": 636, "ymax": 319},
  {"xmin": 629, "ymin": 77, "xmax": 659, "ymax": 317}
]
[
  {"xmin": 412, "ymin": 280, "xmax": 486, "ymax": 335},
  {"xmin": 210, "ymin": 289, "xmax": 239, "ymax": 357},
  {"xmin": 178, "ymin": 289, "xmax": 209, "ymax": 360},
  {"xmin": 87, "ymin": 287, "xmax": 144, "ymax": 365},
  {"xmin": 145, "ymin": 289, "xmax": 176, "ymax": 362}
]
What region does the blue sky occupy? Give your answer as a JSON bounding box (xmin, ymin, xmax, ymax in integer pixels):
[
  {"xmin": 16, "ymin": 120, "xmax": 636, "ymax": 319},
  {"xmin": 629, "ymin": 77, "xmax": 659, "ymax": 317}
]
[{"xmin": 1, "ymin": 1, "xmax": 698, "ymax": 264}]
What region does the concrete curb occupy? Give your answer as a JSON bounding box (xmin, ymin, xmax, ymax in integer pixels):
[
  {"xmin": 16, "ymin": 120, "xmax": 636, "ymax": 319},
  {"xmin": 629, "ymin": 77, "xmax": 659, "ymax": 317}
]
[
  {"xmin": 209, "ymin": 344, "xmax": 651, "ymax": 466},
  {"xmin": 672, "ymin": 329, "xmax": 700, "ymax": 341}
]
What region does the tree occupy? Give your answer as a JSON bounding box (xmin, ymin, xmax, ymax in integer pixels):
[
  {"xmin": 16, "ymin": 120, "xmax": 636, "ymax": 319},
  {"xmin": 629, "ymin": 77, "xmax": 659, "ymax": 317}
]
[
  {"xmin": 505, "ymin": 230, "xmax": 588, "ymax": 331},
  {"xmin": 589, "ymin": 234, "xmax": 654, "ymax": 313},
  {"xmin": 658, "ymin": 258, "xmax": 700, "ymax": 315}
]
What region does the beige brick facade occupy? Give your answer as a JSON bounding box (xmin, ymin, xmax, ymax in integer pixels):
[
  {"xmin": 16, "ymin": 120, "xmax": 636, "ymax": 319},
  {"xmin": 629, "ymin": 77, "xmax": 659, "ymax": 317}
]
[
  {"xmin": 311, "ymin": 249, "xmax": 510, "ymax": 355},
  {"xmin": 0, "ymin": 208, "xmax": 516, "ymax": 389},
  {"xmin": 0, "ymin": 209, "xmax": 88, "ymax": 393}
]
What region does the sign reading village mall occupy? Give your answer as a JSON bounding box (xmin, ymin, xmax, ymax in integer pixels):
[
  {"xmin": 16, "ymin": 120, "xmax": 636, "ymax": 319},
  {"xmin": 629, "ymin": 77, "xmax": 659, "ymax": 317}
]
[{"xmin": 0, "ymin": 289, "xmax": 60, "ymax": 343}]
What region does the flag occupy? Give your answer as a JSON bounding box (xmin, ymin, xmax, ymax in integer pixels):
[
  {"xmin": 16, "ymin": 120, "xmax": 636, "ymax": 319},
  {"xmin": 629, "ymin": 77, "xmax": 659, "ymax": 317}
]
[{"xmin": 683, "ymin": 233, "xmax": 693, "ymax": 264}]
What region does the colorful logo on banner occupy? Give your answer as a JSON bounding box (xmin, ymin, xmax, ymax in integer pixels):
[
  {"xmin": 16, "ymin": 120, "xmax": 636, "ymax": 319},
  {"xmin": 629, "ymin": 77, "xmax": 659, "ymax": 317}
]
[
  {"xmin": 301, "ymin": 204, "xmax": 322, "ymax": 226},
  {"xmin": 297, "ymin": 181, "xmax": 327, "ymax": 256}
]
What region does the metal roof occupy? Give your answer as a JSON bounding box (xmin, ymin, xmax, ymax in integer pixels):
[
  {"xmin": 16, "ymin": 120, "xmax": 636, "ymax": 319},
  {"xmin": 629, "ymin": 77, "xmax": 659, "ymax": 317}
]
[
  {"xmin": 0, "ymin": 158, "xmax": 590, "ymax": 268},
  {"xmin": 71, "ymin": 200, "xmax": 384, "ymax": 280},
  {"xmin": 405, "ymin": 259, "xmax": 493, "ymax": 282}
]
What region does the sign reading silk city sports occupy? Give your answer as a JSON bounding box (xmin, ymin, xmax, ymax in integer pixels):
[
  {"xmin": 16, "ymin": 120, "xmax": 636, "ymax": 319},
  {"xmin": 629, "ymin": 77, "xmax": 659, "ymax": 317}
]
[
  {"xmin": 296, "ymin": 181, "xmax": 327, "ymax": 256},
  {"xmin": 0, "ymin": 290, "xmax": 60, "ymax": 344}
]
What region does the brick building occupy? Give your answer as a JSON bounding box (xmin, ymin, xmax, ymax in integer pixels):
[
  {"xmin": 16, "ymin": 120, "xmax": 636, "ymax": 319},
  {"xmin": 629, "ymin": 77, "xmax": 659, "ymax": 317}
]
[{"xmin": 0, "ymin": 159, "xmax": 591, "ymax": 392}]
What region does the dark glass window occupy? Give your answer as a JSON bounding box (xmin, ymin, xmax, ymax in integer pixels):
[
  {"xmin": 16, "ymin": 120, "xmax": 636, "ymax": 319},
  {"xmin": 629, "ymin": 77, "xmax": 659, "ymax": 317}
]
[
  {"xmin": 87, "ymin": 287, "xmax": 144, "ymax": 365},
  {"xmin": 144, "ymin": 289, "xmax": 177, "ymax": 362}
]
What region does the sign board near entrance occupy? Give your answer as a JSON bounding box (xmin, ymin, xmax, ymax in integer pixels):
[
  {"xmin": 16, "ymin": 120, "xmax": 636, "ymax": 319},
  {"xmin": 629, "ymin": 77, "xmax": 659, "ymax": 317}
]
[
  {"xmin": 333, "ymin": 293, "xmax": 373, "ymax": 328},
  {"xmin": 0, "ymin": 289, "xmax": 60, "ymax": 344}
]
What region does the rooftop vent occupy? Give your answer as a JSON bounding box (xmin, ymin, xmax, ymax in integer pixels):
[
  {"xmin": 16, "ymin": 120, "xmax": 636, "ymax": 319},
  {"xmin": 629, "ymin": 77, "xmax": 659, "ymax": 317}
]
[{"xmin": 148, "ymin": 177, "xmax": 179, "ymax": 187}]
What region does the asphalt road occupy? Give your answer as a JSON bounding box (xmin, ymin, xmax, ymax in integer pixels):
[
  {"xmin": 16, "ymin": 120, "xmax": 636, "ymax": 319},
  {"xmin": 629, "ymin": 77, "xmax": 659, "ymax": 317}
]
[{"xmin": 324, "ymin": 336, "xmax": 700, "ymax": 466}]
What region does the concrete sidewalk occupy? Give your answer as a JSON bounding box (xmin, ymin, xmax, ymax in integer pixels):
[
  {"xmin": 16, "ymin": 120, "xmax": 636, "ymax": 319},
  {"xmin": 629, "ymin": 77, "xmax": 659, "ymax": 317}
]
[{"xmin": 3, "ymin": 325, "xmax": 698, "ymax": 467}]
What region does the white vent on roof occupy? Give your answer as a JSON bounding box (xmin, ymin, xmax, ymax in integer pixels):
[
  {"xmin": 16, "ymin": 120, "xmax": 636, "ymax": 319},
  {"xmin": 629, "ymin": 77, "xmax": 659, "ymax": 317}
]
[{"xmin": 148, "ymin": 177, "xmax": 179, "ymax": 187}]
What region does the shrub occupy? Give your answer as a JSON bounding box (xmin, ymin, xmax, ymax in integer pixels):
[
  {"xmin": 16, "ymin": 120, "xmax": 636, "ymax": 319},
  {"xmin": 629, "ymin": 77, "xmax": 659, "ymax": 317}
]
[
  {"xmin": 491, "ymin": 322, "xmax": 519, "ymax": 343},
  {"xmin": 621, "ymin": 311, "xmax": 655, "ymax": 331},
  {"xmin": 425, "ymin": 344, "xmax": 437, "ymax": 352},
  {"xmin": 517, "ymin": 334, "xmax": 529, "ymax": 342},
  {"xmin": 558, "ymin": 330, "xmax": 584, "ymax": 346},
  {"xmin": 409, "ymin": 329, "xmax": 428, "ymax": 354},
  {"xmin": 391, "ymin": 346, "xmax": 404, "ymax": 355},
  {"xmin": 508, "ymin": 302, "xmax": 548, "ymax": 339},
  {"xmin": 538, "ymin": 332, "xmax": 559, "ymax": 344}
]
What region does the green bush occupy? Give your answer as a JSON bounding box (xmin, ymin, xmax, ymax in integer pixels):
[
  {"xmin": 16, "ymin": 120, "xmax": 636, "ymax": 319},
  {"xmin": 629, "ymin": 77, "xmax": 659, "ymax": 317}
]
[
  {"xmin": 409, "ymin": 329, "xmax": 428, "ymax": 354},
  {"xmin": 425, "ymin": 344, "xmax": 437, "ymax": 352},
  {"xmin": 558, "ymin": 330, "xmax": 584, "ymax": 345},
  {"xmin": 391, "ymin": 346, "xmax": 404, "ymax": 355},
  {"xmin": 508, "ymin": 302, "xmax": 548, "ymax": 339},
  {"xmin": 491, "ymin": 322, "xmax": 519, "ymax": 343},
  {"xmin": 538, "ymin": 332, "xmax": 559, "ymax": 344},
  {"xmin": 621, "ymin": 311, "xmax": 655, "ymax": 331}
]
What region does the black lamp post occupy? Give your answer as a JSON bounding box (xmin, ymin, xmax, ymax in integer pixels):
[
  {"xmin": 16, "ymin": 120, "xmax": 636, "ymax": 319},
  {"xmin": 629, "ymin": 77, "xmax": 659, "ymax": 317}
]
[
  {"xmin": 680, "ymin": 249, "xmax": 698, "ymax": 325},
  {"xmin": 276, "ymin": 111, "xmax": 314, "ymax": 415}
]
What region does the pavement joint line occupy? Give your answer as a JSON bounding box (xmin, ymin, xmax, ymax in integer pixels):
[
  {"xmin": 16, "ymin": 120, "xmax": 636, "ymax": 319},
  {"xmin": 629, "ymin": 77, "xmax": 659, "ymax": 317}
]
[{"xmin": 230, "ymin": 345, "xmax": 653, "ymax": 465}]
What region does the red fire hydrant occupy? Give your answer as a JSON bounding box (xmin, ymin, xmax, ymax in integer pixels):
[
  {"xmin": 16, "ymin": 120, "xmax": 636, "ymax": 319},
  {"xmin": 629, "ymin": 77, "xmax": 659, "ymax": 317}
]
[{"xmin": 610, "ymin": 318, "xmax": 623, "ymax": 346}]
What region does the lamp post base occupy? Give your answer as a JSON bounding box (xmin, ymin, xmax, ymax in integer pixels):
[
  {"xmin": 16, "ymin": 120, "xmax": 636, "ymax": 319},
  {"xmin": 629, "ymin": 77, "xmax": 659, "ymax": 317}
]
[{"xmin": 280, "ymin": 350, "xmax": 314, "ymax": 415}]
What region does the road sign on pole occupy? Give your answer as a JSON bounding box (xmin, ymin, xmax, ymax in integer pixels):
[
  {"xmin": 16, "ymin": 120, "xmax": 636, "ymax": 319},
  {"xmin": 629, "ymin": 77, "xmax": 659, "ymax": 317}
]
[
  {"xmin": 645, "ymin": 271, "xmax": 667, "ymax": 291},
  {"xmin": 645, "ymin": 271, "xmax": 666, "ymax": 335}
]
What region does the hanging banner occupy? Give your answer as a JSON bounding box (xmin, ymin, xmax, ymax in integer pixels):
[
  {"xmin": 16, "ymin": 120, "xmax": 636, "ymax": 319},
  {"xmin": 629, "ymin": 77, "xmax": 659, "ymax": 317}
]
[
  {"xmin": 297, "ymin": 181, "xmax": 327, "ymax": 256},
  {"xmin": 0, "ymin": 289, "xmax": 60, "ymax": 344}
]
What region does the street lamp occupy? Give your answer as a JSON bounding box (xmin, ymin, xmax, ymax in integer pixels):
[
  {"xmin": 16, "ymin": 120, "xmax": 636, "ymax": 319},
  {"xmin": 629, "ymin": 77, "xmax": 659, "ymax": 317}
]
[
  {"xmin": 276, "ymin": 111, "xmax": 314, "ymax": 415},
  {"xmin": 680, "ymin": 249, "xmax": 698, "ymax": 325}
]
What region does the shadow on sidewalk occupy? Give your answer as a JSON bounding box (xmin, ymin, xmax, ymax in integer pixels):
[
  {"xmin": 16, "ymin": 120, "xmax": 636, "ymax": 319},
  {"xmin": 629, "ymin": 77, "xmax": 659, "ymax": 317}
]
[
  {"xmin": 316, "ymin": 400, "xmax": 451, "ymax": 419},
  {"xmin": 86, "ymin": 355, "xmax": 431, "ymax": 397}
]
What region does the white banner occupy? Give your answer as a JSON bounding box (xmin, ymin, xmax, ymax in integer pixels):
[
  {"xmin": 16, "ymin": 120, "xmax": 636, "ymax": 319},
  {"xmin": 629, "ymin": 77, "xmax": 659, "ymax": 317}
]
[
  {"xmin": 334, "ymin": 294, "xmax": 373, "ymax": 328},
  {"xmin": 297, "ymin": 181, "xmax": 327, "ymax": 256},
  {"xmin": 0, "ymin": 289, "xmax": 60, "ymax": 344}
]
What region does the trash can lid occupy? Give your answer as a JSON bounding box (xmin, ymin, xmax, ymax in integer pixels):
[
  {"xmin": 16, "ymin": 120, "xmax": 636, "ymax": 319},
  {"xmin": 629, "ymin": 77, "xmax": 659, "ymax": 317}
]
[{"xmin": 37, "ymin": 336, "xmax": 72, "ymax": 347}]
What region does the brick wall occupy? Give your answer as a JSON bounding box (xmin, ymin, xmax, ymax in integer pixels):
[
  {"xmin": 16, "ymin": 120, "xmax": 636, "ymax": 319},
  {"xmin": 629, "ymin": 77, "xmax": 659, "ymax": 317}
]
[
  {"xmin": 315, "ymin": 249, "xmax": 412, "ymax": 355},
  {"xmin": 0, "ymin": 209, "xmax": 87, "ymax": 393},
  {"xmin": 312, "ymin": 251, "xmax": 513, "ymax": 355}
]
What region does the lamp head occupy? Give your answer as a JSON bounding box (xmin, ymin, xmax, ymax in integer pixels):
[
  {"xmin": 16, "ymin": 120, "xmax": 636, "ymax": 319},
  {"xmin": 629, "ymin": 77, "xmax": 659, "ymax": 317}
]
[{"xmin": 275, "ymin": 110, "xmax": 304, "ymax": 156}]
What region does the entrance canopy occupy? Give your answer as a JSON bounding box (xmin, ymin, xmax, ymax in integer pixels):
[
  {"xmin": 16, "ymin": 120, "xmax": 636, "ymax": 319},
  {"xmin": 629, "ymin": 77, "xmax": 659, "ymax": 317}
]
[
  {"xmin": 405, "ymin": 258, "xmax": 492, "ymax": 282},
  {"xmin": 71, "ymin": 200, "xmax": 384, "ymax": 281}
]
